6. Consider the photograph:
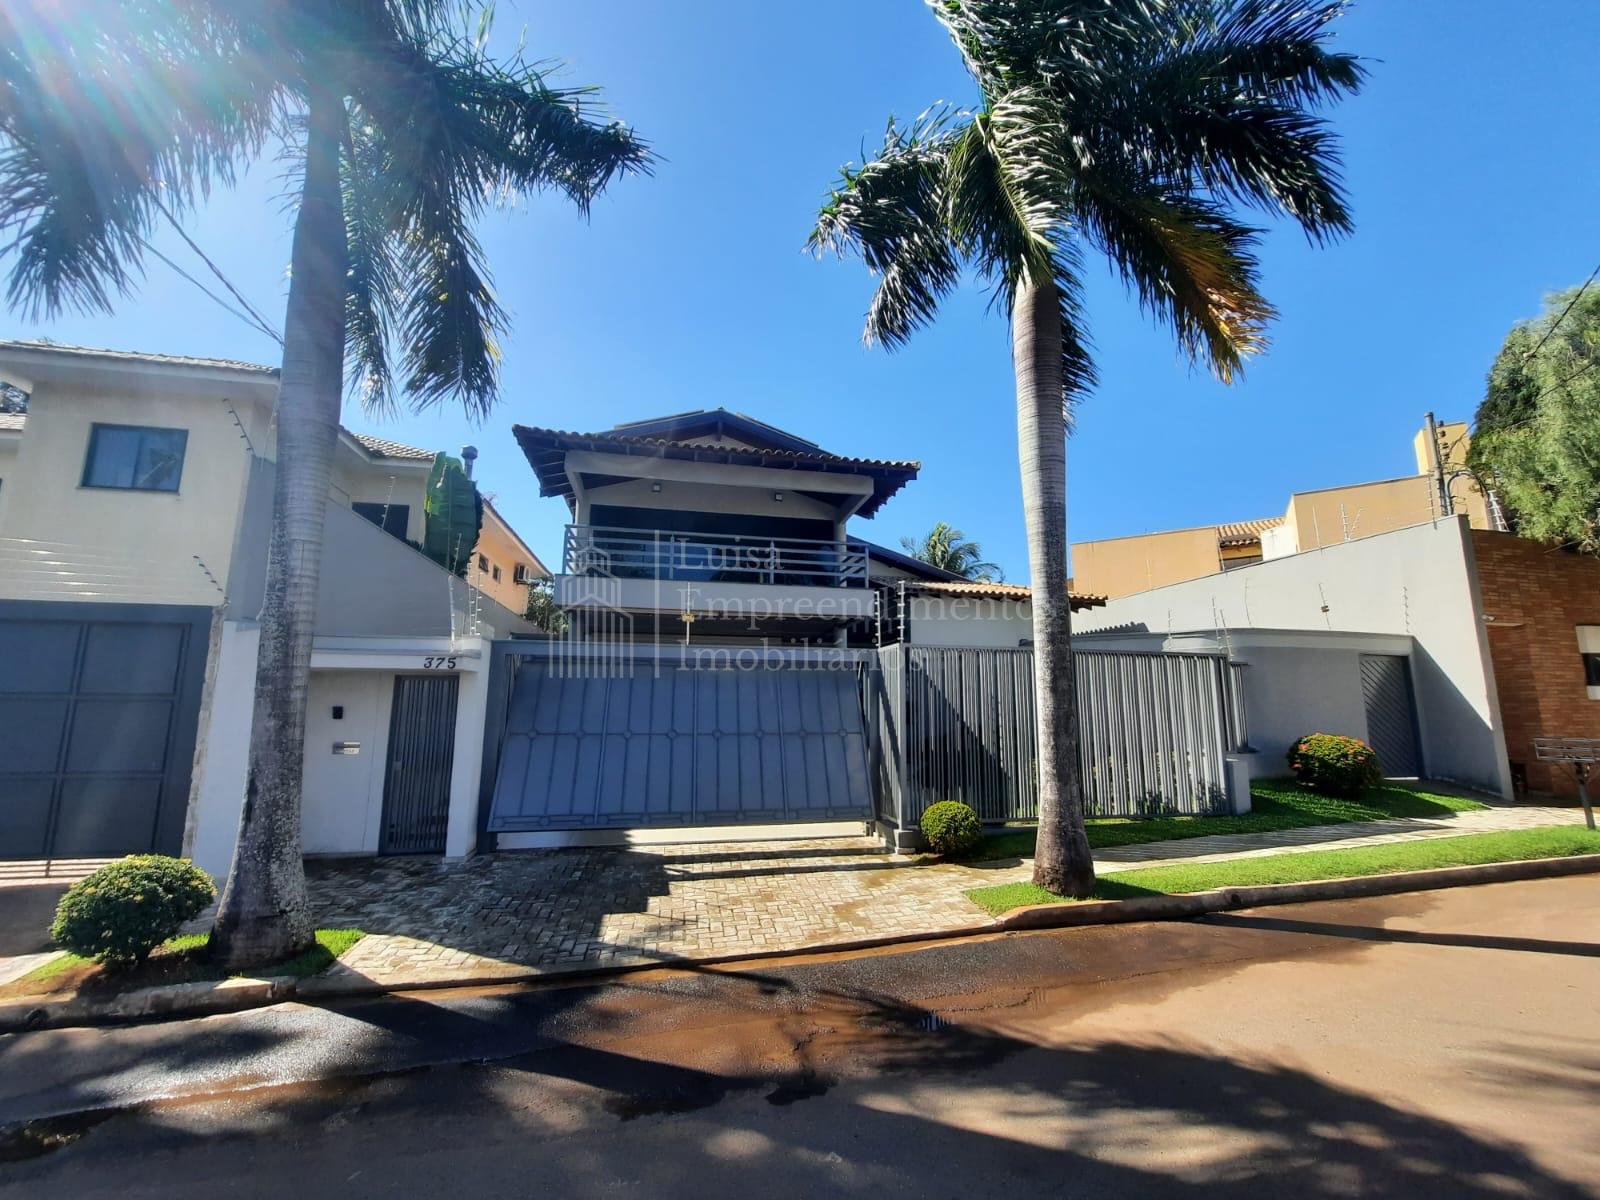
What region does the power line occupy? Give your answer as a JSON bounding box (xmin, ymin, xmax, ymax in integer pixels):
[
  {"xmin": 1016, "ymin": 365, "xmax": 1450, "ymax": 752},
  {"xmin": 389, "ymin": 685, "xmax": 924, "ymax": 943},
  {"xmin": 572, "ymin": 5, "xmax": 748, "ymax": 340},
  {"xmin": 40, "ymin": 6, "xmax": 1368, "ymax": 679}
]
[
  {"xmin": 138, "ymin": 237, "xmax": 282, "ymax": 345},
  {"xmin": 1521, "ymin": 261, "xmax": 1600, "ymax": 363},
  {"xmin": 152, "ymin": 196, "xmax": 284, "ymax": 346}
]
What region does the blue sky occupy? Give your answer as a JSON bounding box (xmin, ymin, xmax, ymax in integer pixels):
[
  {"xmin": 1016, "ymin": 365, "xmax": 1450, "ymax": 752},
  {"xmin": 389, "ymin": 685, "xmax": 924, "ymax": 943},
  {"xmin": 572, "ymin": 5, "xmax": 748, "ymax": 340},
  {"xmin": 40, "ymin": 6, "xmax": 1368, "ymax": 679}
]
[{"xmin": 7, "ymin": 1, "xmax": 1598, "ymax": 579}]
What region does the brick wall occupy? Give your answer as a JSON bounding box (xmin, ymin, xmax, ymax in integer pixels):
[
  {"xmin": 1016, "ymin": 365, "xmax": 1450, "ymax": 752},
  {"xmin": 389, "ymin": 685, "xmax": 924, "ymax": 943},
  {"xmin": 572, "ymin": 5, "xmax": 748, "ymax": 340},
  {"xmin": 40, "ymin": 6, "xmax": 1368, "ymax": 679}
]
[{"xmin": 1473, "ymin": 531, "xmax": 1600, "ymax": 796}]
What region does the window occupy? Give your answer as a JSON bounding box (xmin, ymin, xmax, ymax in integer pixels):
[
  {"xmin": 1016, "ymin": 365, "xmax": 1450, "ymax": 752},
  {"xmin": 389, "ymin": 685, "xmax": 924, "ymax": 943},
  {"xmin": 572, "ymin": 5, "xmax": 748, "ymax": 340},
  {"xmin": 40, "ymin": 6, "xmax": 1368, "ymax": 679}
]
[
  {"xmin": 492, "ymin": 565, "xmax": 502, "ymax": 582},
  {"xmin": 513, "ymin": 563, "xmax": 532, "ymax": 584},
  {"xmin": 352, "ymin": 502, "xmax": 410, "ymax": 539},
  {"xmin": 1585, "ymin": 654, "xmax": 1600, "ymax": 688},
  {"xmin": 477, "ymin": 553, "xmax": 489, "ymax": 573},
  {"xmin": 82, "ymin": 424, "xmax": 187, "ymax": 492}
]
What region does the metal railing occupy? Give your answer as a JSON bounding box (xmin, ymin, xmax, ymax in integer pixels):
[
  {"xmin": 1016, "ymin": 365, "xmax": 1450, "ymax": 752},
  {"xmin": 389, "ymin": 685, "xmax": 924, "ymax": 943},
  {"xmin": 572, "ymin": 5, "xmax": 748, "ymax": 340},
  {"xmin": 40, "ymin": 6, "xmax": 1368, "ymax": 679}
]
[{"xmin": 563, "ymin": 523, "xmax": 868, "ymax": 588}]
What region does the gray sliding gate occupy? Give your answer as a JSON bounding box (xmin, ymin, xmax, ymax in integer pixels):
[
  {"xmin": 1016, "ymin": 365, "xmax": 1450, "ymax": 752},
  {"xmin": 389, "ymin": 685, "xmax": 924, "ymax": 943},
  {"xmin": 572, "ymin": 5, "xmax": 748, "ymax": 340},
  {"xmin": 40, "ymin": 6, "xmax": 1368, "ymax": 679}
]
[
  {"xmin": 868, "ymin": 645, "xmax": 1244, "ymax": 829},
  {"xmin": 486, "ymin": 651, "xmax": 873, "ymax": 832},
  {"xmin": 479, "ymin": 641, "xmax": 1244, "ymax": 839},
  {"xmin": 0, "ymin": 601, "xmax": 210, "ymax": 859}
]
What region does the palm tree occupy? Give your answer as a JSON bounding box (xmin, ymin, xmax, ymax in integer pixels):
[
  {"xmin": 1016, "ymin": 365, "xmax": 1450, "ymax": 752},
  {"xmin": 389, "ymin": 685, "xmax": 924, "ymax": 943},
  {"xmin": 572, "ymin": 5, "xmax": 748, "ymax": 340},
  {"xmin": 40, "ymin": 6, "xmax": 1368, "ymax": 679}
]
[
  {"xmin": 902, "ymin": 521, "xmax": 1003, "ymax": 580},
  {"xmin": 811, "ymin": 0, "xmax": 1361, "ymax": 896},
  {"xmin": 1, "ymin": 0, "xmax": 649, "ymax": 965}
]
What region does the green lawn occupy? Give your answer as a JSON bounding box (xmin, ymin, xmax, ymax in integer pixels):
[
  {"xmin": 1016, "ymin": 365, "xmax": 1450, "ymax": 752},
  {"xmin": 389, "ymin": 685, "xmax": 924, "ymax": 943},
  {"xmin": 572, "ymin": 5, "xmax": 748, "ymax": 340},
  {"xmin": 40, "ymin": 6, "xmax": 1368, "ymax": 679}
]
[
  {"xmin": 965, "ymin": 826, "xmax": 1600, "ymax": 915},
  {"xmin": 6, "ymin": 928, "xmax": 366, "ymax": 998},
  {"xmin": 965, "ymin": 779, "xmax": 1486, "ymax": 861}
]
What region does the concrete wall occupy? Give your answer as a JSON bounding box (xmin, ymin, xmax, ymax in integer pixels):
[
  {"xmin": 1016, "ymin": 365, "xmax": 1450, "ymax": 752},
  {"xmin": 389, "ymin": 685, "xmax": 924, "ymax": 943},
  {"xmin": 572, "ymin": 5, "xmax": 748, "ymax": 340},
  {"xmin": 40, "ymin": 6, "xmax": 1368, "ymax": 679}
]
[
  {"xmin": 329, "ymin": 451, "xmax": 429, "ymax": 545},
  {"xmin": 186, "ymin": 623, "xmax": 493, "ymax": 878},
  {"xmin": 906, "ymin": 595, "xmax": 1034, "ymax": 648},
  {"xmin": 300, "ymin": 670, "xmax": 394, "ymax": 855},
  {"xmin": 1079, "ymin": 517, "xmax": 1512, "ymax": 796}
]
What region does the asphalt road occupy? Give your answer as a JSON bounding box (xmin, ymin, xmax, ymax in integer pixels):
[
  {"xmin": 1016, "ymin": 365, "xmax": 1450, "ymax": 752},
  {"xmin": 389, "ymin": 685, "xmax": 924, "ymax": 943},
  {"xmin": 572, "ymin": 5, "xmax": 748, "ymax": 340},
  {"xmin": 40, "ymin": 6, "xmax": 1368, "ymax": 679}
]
[{"xmin": 2, "ymin": 876, "xmax": 1598, "ymax": 1198}]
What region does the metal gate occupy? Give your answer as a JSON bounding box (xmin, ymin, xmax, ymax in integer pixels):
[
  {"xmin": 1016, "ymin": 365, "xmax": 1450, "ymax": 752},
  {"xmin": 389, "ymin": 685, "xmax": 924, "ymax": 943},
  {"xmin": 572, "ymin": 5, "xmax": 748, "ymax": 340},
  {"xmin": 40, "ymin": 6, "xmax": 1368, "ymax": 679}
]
[
  {"xmin": 487, "ymin": 656, "xmax": 874, "ymax": 831},
  {"xmin": 379, "ymin": 674, "xmax": 459, "ymax": 854},
  {"xmin": 0, "ymin": 601, "xmax": 210, "ymax": 859},
  {"xmin": 1359, "ymin": 654, "xmax": 1421, "ymax": 777}
]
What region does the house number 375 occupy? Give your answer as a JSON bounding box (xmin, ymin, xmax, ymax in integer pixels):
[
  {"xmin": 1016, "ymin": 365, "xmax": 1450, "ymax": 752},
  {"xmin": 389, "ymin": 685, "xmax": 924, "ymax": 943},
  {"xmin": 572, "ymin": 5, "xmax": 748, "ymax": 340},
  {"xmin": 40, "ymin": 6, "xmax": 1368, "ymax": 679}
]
[{"xmin": 421, "ymin": 656, "xmax": 458, "ymax": 670}]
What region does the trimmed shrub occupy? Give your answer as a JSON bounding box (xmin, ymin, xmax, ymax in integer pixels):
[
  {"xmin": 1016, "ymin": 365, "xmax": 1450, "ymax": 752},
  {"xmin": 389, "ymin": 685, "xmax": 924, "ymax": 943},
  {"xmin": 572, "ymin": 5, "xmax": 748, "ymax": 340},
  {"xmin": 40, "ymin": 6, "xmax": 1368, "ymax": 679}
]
[
  {"xmin": 50, "ymin": 856, "xmax": 216, "ymax": 968},
  {"xmin": 1287, "ymin": 733, "xmax": 1383, "ymax": 798},
  {"xmin": 921, "ymin": 800, "xmax": 983, "ymax": 857}
]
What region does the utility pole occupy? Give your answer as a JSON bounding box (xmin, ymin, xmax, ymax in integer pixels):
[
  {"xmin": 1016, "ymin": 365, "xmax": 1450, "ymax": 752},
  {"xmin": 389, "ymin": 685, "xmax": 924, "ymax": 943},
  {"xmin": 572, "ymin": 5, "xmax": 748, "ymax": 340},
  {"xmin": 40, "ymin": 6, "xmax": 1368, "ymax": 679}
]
[{"xmin": 1424, "ymin": 411, "xmax": 1453, "ymax": 518}]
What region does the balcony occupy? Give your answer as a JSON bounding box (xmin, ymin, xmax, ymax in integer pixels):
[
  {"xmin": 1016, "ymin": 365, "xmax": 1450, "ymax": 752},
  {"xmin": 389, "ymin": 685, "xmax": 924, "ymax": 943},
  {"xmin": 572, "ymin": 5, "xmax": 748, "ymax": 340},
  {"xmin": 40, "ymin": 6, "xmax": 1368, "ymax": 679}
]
[{"xmin": 556, "ymin": 524, "xmax": 873, "ymax": 623}]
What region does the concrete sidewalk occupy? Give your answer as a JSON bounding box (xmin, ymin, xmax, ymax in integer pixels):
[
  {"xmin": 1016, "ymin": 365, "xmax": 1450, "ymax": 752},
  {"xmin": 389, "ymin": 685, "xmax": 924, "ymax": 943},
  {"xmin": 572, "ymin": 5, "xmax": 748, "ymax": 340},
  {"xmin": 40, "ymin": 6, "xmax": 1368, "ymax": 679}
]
[
  {"xmin": 0, "ymin": 805, "xmax": 1578, "ymax": 994},
  {"xmin": 306, "ymin": 804, "xmax": 1578, "ymax": 990}
]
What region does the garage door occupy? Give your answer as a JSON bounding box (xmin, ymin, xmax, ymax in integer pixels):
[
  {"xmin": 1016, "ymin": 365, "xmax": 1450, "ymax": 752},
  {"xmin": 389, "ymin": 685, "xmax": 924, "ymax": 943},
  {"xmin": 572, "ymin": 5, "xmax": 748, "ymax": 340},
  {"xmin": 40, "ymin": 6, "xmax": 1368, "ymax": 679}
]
[
  {"xmin": 0, "ymin": 602, "xmax": 210, "ymax": 859},
  {"xmin": 488, "ymin": 660, "xmax": 874, "ymax": 831},
  {"xmin": 1360, "ymin": 653, "xmax": 1422, "ymax": 778}
]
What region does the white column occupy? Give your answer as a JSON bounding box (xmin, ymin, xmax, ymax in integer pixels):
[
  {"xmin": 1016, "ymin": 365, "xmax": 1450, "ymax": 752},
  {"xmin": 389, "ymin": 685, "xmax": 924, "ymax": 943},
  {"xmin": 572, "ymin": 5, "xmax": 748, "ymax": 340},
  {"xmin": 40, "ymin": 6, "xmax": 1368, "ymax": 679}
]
[
  {"xmin": 184, "ymin": 620, "xmax": 260, "ymax": 882},
  {"xmin": 445, "ymin": 638, "xmax": 492, "ymax": 858}
]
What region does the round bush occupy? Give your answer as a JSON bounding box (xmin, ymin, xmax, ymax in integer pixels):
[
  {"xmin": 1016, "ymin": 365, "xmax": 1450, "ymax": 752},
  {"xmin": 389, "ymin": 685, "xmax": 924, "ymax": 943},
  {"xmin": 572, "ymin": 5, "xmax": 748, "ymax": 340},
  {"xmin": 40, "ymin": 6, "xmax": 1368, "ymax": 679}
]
[
  {"xmin": 1286, "ymin": 733, "xmax": 1383, "ymax": 798},
  {"xmin": 921, "ymin": 800, "xmax": 983, "ymax": 857},
  {"xmin": 51, "ymin": 855, "xmax": 216, "ymax": 968}
]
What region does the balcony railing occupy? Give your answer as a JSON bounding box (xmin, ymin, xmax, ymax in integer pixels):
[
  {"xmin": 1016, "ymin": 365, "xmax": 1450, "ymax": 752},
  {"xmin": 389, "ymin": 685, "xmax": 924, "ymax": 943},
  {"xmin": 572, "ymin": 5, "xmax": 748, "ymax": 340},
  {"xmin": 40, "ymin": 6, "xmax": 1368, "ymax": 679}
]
[{"xmin": 563, "ymin": 524, "xmax": 868, "ymax": 588}]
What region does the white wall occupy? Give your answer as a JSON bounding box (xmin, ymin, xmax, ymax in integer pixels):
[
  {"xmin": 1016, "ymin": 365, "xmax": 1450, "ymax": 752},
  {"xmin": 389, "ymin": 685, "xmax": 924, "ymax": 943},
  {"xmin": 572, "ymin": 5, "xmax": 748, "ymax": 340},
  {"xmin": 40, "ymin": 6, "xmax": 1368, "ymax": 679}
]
[
  {"xmin": 301, "ymin": 670, "xmax": 393, "ymax": 855},
  {"xmin": 907, "ymin": 596, "xmax": 1034, "ymax": 648},
  {"xmin": 1080, "ymin": 518, "xmax": 1512, "ymax": 796},
  {"xmin": 185, "ymin": 620, "xmax": 259, "ymax": 880}
]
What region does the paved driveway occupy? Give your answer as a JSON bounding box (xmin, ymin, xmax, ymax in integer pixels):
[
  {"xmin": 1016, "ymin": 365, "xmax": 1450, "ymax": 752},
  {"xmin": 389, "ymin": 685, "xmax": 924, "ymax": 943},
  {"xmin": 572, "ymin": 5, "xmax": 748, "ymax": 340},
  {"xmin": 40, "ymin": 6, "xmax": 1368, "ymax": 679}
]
[{"xmin": 307, "ymin": 804, "xmax": 1579, "ymax": 989}]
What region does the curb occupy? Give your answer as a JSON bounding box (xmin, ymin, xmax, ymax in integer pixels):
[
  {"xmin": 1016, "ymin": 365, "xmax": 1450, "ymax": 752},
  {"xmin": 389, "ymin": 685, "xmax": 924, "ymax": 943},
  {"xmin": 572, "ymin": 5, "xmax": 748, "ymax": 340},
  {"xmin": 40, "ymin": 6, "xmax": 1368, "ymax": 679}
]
[
  {"xmin": 997, "ymin": 853, "xmax": 1600, "ymax": 929},
  {"xmin": 5, "ymin": 854, "xmax": 1597, "ymax": 1033}
]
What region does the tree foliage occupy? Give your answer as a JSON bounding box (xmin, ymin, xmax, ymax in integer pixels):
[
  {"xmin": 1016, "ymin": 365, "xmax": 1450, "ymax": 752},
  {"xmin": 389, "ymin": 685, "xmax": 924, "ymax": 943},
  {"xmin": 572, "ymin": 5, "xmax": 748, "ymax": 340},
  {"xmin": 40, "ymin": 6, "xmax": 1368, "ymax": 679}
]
[
  {"xmin": 809, "ymin": 0, "xmax": 1365, "ymax": 406},
  {"xmin": 1471, "ymin": 283, "xmax": 1600, "ymax": 553},
  {"xmin": 0, "ymin": 0, "xmax": 651, "ymax": 417},
  {"xmin": 902, "ymin": 521, "xmax": 1003, "ymax": 580}
]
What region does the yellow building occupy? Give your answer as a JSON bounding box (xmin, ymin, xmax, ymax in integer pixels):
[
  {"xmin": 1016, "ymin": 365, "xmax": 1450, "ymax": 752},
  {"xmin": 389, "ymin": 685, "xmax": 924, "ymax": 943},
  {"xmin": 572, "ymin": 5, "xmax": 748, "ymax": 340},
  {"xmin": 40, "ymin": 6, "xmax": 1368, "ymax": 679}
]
[
  {"xmin": 468, "ymin": 496, "xmax": 549, "ymax": 615},
  {"xmin": 1072, "ymin": 418, "xmax": 1499, "ymax": 600}
]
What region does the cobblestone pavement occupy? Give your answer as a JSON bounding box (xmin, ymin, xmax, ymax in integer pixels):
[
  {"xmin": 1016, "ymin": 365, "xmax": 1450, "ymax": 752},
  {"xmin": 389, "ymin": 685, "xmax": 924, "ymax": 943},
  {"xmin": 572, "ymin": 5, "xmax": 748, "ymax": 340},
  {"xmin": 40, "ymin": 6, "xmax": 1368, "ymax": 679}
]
[{"xmin": 305, "ymin": 804, "xmax": 1582, "ymax": 989}]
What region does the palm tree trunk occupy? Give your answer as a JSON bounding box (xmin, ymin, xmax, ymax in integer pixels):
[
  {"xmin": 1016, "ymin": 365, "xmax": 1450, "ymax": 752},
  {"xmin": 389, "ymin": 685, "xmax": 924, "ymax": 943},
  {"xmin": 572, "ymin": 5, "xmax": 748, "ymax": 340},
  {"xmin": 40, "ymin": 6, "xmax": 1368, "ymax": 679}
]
[
  {"xmin": 210, "ymin": 81, "xmax": 349, "ymax": 967},
  {"xmin": 1013, "ymin": 275, "xmax": 1095, "ymax": 898}
]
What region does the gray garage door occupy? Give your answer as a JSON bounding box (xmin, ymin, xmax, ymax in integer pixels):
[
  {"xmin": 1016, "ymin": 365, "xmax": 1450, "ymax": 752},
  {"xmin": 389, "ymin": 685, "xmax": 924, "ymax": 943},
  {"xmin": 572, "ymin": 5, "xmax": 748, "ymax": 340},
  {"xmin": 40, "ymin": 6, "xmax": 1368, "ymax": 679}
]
[
  {"xmin": 488, "ymin": 660, "xmax": 873, "ymax": 831},
  {"xmin": 1360, "ymin": 653, "xmax": 1422, "ymax": 778},
  {"xmin": 0, "ymin": 602, "xmax": 210, "ymax": 860}
]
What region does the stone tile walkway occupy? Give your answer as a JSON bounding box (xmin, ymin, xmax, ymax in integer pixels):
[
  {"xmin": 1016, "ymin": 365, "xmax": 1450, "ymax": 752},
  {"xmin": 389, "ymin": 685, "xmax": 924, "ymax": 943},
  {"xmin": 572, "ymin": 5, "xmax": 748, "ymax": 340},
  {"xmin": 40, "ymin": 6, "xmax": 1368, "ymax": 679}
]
[{"xmin": 306, "ymin": 804, "xmax": 1582, "ymax": 990}]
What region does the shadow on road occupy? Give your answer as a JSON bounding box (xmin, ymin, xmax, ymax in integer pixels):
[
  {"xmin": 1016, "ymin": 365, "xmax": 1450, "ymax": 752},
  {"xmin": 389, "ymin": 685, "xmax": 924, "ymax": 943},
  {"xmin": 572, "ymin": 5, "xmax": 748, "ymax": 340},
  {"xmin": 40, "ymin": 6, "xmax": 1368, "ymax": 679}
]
[{"xmin": 1202, "ymin": 911, "xmax": 1600, "ymax": 958}]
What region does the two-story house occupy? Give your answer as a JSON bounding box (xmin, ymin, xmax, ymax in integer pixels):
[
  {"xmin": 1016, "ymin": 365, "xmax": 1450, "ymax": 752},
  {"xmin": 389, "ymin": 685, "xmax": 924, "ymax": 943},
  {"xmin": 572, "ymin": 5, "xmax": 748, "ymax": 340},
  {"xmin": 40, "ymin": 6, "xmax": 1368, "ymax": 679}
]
[{"xmin": 0, "ymin": 341, "xmax": 535, "ymax": 877}]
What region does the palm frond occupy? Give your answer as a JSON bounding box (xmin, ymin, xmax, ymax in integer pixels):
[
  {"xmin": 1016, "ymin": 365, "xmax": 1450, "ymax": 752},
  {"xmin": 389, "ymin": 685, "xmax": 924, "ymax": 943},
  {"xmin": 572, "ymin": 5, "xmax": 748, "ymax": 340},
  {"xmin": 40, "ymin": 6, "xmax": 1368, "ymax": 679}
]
[
  {"xmin": 0, "ymin": 0, "xmax": 273, "ymax": 317},
  {"xmin": 341, "ymin": 108, "xmax": 402, "ymax": 416},
  {"xmin": 1083, "ymin": 0, "xmax": 1362, "ymax": 238},
  {"xmin": 808, "ymin": 112, "xmax": 964, "ymax": 349},
  {"xmin": 1074, "ymin": 184, "xmax": 1272, "ymax": 382}
]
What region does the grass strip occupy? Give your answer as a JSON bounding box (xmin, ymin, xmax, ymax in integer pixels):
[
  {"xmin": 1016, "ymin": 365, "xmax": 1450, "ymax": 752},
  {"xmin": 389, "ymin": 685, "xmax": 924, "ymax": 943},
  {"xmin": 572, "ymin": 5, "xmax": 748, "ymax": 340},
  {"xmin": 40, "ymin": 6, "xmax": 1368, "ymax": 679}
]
[
  {"xmin": 8, "ymin": 928, "xmax": 366, "ymax": 994},
  {"xmin": 966, "ymin": 826, "xmax": 1600, "ymax": 915},
  {"xmin": 967, "ymin": 779, "xmax": 1487, "ymax": 861}
]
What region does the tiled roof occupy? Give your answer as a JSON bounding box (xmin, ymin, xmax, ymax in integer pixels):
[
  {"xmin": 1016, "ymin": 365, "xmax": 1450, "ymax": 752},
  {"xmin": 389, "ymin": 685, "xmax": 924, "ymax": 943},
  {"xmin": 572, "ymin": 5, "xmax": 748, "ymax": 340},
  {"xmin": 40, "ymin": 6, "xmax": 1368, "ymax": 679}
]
[
  {"xmin": 514, "ymin": 422, "xmax": 920, "ymax": 519},
  {"xmin": 349, "ymin": 432, "xmax": 433, "ymax": 461},
  {"xmin": 904, "ymin": 579, "xmax": 1107, "ymax": 610},
  {"xmin": 1216, "ymin": 516, "xmax": 1283, "ymax": 547},
  {"xmin": 0, "ymin": 339, "xmax": 277, "ymax": 376},
  {"xmin": 515, "ymin": 423, "xmax": 919, "ymax": 472}
]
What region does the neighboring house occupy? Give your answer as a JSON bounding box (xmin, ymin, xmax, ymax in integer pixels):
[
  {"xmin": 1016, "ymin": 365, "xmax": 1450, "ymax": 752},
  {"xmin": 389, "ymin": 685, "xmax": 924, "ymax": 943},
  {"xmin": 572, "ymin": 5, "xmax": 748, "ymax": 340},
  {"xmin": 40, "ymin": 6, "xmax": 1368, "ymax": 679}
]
[
  {"xmin": 469, "ymin": 494, "xmax": 549, "ymax": 616},
  {"xmin": 0, "ymin": 341, "xmax": 534, "ymax": 877},
  {"xmin": 1079, "ymin": 511, "xmax": 1600, "ymax": 801},
  {"xmin": 1073, "ymin": 419, "xmax": 1499, "ymax": 600}
]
